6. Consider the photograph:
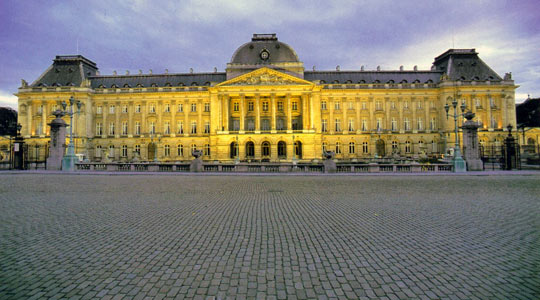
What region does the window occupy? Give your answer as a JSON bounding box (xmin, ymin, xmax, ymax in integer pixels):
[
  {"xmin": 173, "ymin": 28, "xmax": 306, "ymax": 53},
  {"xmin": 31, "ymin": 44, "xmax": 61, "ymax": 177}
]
[
  {"xmin": 191, "ymin": 121, "xmax": 197, "ymax": 134},
  {"xmin": 135, "ymin": 122, "xmax": 141, "ymax": 135},
  {"xmin": 417, "ymin": 118, "xmax": 423, "ymax": 130},
  {"xmin": 491, "ymin": 116, "xmax": 497, "ymax": 128},
  {"xmin": 376, "ymin": 118, "xmax": 382, "ymax": 130},
  {"xmin": 96, "ymin": 145, "xmax": 102, "ymax": 157},
  {"xmin": 391, "ymin": 118, "xmax": 397, "ymax": 131},
  {"xmin": 335, "ymin": 142, "xmax": 341, "ymax": 154},
  {"xmin": 122, "ymin": 105, "xmax": 128, "ymax": 113},
  {"xmin": 475, "ymin": 98, "xmax": 481, "ymax": 108},
  {"xmin": 348, "ymin": 119, "xmax": 354, "ymax": 131},
  {"xmin": 248, "ymin": 102, "xmax": 254, "ymax": 111},
  {"xmin": 52, "ymin": 104, "xmax": 59, "ymax": 112},
  {"xmin": 404, "ymin": 118, "xmax": 410, "ymax": 131},
  {"xmin": 109, "ymin": 145, "xmax": 115, "ymax": 157},
  {"xmin": 246, "ymin": 142, "xmax": 255, "ymax": 158},
  {"xmin": 109, "ymin": 105, "xmax": 115, "ymax": 114},
  {"xmin": 164, "ymin": 144, "xmax": 170, "ymax": 156},
  {"xmin": 122, "ymin": 121, "xmax": 128, "ymax": 135},
  {"xmin": 348, "ymin": 101, "xmax": 354, "ymax": 110},
  {"xmin": 262, "ymin": 142, "xmax": 270, "ymax": 156},
  {"xmin": 191, "ymin": 144, "xmax": 197, "ymax": 153},
  {"xmin": 177, "ymin": 121, "xmax": 183, "ymax": 134},
  {"xmin": 36, "ymin": 123, "xmax": 42, "ymax": 135},
  {"xmin": 321, "ymin": 101, "xmax": 327, "ymax": 110},
  {"xmin": 191, "ymin": 103, "xmax": 197, "ymax": 112},
  {"xmin": 391, "ymin": 101, "xmax": 396, "ymax": 109},
  {"xmin": 135, "ymin": 145, "xmax": 141, "ymax": 155},
  {"xmin": 135, "ymin": 105, "xmax": 141, "ymax": 113},
  {"xmin": 431, "ymin": 141, "xmax": 438, "ymax": 153},
  {"xmin": 362, "ymin": 142, "xmax": 369, "ymax": 153},
  {"xmin": 322, "ymin": 119, "xmax": 327, "ymax": 132},
  {"xmin": 277, "ymin": 101, "xmax": 283, "ymax": 111},
  {"xmin": 204, "ymin": 144, "xmax": 210, "ymax": 156},
  {"xmin": 204, "ymin": 121, "xmax": 210, "ymax": 134},
  {"xmin": 349, "ymin": 142, "xmax": 355, "ymax": 154},
  {"xmin": 121, "ymin": 145, "xmax": 128, "ymax": 157},
  {"xmin": 335, "ymin": 119, "xmax": 341, "ymax": 132},
  {"xmin": 405, "ymin": 141, "xmax": 411, "ymax": 153},
  {"xmin": 109, "ymin": 122, "xmax": 115, "ymax": 135},
  {"xmin": 362, "ymin": 102, "xmax": 367, "ymax": 110},
  {"xmin": 149, "ymin": 104, "xmax": 156, "ymax": 113},
  {"xmin": 322, "ymin": 142, "xmax": 327, "ymax": 153},
  {"xmin": 233, "ymin": 102, "xmax": 239, "ymax": 112},
  {"xmin": 292, "ymin": 101, "xmax": 298, "ymax": 111},
  {"xmin": 489, "ymin": 97, "xmax": 494, "ymax": 108},
  {"xmin": 97, "ymin": 106, "xmax": 103, "ymax": 114},
  {"xmin": 392, "ymin": 141, "xmax": 399, "ymax": 152},
  {"xmin": 37, "ymin": 105, "xmax": 43, "ymax": 114},
  {"xmin": 261, "ymin": 119, "xmax": 270, "ymax": 131},
  {"xmin": 178, "ymin": 103, "xmax": 183, "ymax": 112},
  {"xmin": 362, "ymin": 119, "xmax": 368, "ymax": 131},
  {"xmin": 204, "ymin": 103, "xmax": 210, "ymax": 112},
  {"xmin": 263, "ymin": 102, "xmax": 269, "ymax": 111},
  {"xmin": 149, "ymin": 121, "xmax": 155, "ymax": 134},
  {"xmin": 375, "ymin": 101, "xmax": 382, "ymax": 110},
  {"xmin": 164, "ymin": 104, "xmax": 170, "ymax": 112},
  {"xmin": 417, "ymin": 101, "xmax": 422, "ymax": 109},
  {"xmin": 334, "ymin": 101, "xmax": 340, "ymax": 110},
  {"xmin": 164, "ymin": 121, "xmax": 170, "ymax": 134},
  {"xmin": 404, "ymin": 102, "xmax": 409, "ymax": 109},
  {"xmin": 418, "ymin": 140, "xmax": 424, "ymax": 152},
  {"xmin": 277, "ymin": 141, "xmax": 286, "ymax": 157},
  {"xmin": 177, "ymin": 144, "xmax": 183, "ymax": 156},
  {"xmin": 430, "ymin": 118, "xmax": 436, "ymax": 130}
]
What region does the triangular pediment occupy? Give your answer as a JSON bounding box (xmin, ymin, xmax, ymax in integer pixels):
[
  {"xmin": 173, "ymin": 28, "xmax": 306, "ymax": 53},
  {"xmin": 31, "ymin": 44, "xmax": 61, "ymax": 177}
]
[{"xmin": 217, "ymin": 68, "xmax": 313, "ymax": 87}]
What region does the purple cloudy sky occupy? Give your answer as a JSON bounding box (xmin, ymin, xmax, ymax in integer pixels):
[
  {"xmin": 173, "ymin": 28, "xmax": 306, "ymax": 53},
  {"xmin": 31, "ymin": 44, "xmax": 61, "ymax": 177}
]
[{"xmin": 1, "ymin": 0, "xmax": 539, "ymax": 109}]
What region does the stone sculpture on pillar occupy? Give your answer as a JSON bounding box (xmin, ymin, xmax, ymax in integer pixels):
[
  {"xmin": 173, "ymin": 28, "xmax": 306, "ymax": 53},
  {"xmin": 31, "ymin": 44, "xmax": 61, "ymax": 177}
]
[
  {"xmin": 323, "ymin": 151, "xmax": 337, "ymax": 173},
  {"xmin": 461, "ymin": 111, "xmax": 483, "ymax": 171},
  {"xmin": 190, "ymin": 149, "xmax": 204, "ymax": 172},
  {"xmin": 46, "ymin": 110, "xmax": 68, "ymax": 170}
]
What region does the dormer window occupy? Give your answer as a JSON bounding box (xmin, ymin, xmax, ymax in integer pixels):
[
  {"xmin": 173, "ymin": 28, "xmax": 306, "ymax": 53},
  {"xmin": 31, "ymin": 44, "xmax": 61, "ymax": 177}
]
[
  {"xmin": 332, "ymin": 80, "xmax": 339, "ymax": 84},
  {"xmin": 98, "ymin": 84, "xmax": 105, "ymax": 88},
  {"xmin": 191, "ymin": 82, "xmax": 197, "ymax": 86},
  {"xmin": 151, "ymin": 83, "xmax": 157, "ymax": 87},
  {"xmin": 413, "ymin": 79, "xmax": 420, "ymax": 83},
  {"xmin": 111, "ymin": 84, "xmax": 118, "ymax": 88},
  {"xmin": 400, "ymin": 80, "xmax": 407, "ymax": 83},
  {"xmin": 178, "ymin": 82, "xmax": 185, "ymax": 86},
  {"xmin": 387, "ymin": 80, "xmax": 394, "ymax": 84},
  {"xmin": 425, "ymin": 79, "xmax": 433, "ymax": 84},
  {"xmin": 373, "ymin": 80, "xmax": 380, "ymax": 83},
  {"xmin": 359, "ymin": 80, "xmax": 366, "ymax": 84},
  {"xmin": 123, "ymin": 84, "xmax": 130, "ymax": 88},
  {"xmin": 165, "ymin": 82, "xmax": 172, "ymax": 87},
  {"xmin": 136, "ymin": 83, "xmax": 143, "ymax": 87}
]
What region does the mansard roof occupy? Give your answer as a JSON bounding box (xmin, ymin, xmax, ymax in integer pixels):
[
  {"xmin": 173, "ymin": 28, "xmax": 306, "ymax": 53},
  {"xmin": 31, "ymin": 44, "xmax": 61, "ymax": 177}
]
[
  {"xmin": 89, "ymin": 73, "xmax": 226, "ymax": 88},
  {"xmin": 304, "ymin": 70, "xmax": 442, "ymax": 84},
  {"xmin": 433, "ymin": 49, "xmax": 503, "ymax": 81},
  {"xmin": 31, "ymin": 55, "xmax": 98, "ymax": 87}
]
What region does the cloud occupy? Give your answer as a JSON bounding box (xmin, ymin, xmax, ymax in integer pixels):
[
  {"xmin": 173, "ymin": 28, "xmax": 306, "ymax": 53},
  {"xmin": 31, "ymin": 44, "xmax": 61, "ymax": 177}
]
[{"xmin": 0, "ymin": 90, "xmax": 17, "ymax": 110}]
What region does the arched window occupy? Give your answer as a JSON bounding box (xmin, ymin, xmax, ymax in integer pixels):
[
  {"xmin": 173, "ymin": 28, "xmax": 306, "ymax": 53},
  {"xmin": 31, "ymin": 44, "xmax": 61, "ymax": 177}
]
[
  {"xmin": 349, "ymin": 142, "xmax": 355, "ymax": 154},
  {"xmin": 362, "ymin": 142, "xmax": 369, "ymax": 153},
  {"xmin": 246, "ymin": 142, "xmax": 255, "ymax": 158},
  {"xmin": 111, "ymin": 84, "xmax": 118, "ymax": 88},
  {"xmin": 262, "ymin": 142, "xmax": 270, "ymax": 157},
  {"xmin": 98, "ymin": 84, "xmax": 105, "ymax": 88},
  {"xmin": 294, "ymin": 141, "xmax": 302, "ymax": 158},
  {"xmin": 230, "ymin": 142, "xmax": 238, "ymax": 158},
  {"xmin": 278, "ymin": 141, "xmax": 286, "ymax": 158},
  {"xmin": 392, "ymin": 141, "xmax": 399, "ymax": 152},
  {"xmin": 177, "ymin": 144, "xmax": 183, "ymax": 156},
  {"xmin": 96, "ymin": 145, "xmax": 102, "ymax": 158}
]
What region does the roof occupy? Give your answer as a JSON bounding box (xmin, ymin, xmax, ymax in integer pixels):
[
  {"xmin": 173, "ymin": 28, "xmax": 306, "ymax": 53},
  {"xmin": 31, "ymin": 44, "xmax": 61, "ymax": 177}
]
[
  {"xmin": 304, "ymin": 70, "xmax": 442, "ymax": 84},
  {"xmin": 516, "ymin": 97, "xmax": 540, "ymax": 127},
  {"xmin": 433, "ymin": 49, "xmax": 502, "ymax": 81},
  {"xmin": 30, "ymin": 55, "xmax": 98, "ymax": 87},
  {"xmin": 89, "ymin": 73, "xmax": 226, "ymax": 88},
  {"xmin": 230, "ymin": 34, "xmax": 300, "ymax": 65}
]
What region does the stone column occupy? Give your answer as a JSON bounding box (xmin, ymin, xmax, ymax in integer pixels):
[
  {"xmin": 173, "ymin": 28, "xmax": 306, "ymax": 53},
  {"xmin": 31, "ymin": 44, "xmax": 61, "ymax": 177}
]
[
  {"xmin": 198, "ymin": 98, "xmax": 203, "ymax": 135},
  {"xmin": 184, "ymin": 101, "xmax": 189, "ymax": 136},
  {"xmin": 41, "ymin": 101, "xmax": 47, "ymax": 136},
  {"xmin": 302, "ymin": 94, "xmax": 308, "ymax": 131},
  {"xmin": 46, "ymin": 111, "xmax": 68, "ymax": 170},
  {"xmin": 461, "ymin": 112, "xmax": 483, "ymax": 171},
  {"xmin": 171, "ymin": 100, "xmax": 176, "ymax": 136},
  {"xmin": 255, "ymin": 94, "xmax": 261, "ymax": 132},
  {"xmin": 26, "ymin": 101, "xmax": 32, "ymax": 136},
  {"xmin": 240, "ymin": 95, "xmax": 245, "ymax": 133},
  {"xmin": 329, "ymin": 97, "xmax": 334, "ymax": 134},
  {"xmin": 223, "ymin": 95, "xmax": 229, "ymax": 131},
  {"xmin": 286, "ymin": 94, "xmax": 292, "ymax": 132},
  {"xmin": 342, "ymin": 97, "xmax": 348, "ymax": 133},
  {"xmin": 271, "ymin": 94, "xmax": 276, "ymax": 131}
]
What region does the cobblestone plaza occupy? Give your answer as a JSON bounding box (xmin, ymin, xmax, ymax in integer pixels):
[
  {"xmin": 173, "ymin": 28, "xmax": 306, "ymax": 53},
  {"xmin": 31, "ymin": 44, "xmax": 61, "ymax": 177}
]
[{"xmin": 1, "ymin": 174, "xmax": 539, "ymax": 300}]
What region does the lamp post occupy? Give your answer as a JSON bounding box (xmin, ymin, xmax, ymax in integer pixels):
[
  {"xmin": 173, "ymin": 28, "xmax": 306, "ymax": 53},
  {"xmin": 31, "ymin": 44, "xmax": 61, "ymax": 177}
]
[
  {"xmin": 444, "ymin": 98, "xmax": 467, "ymax": 172},
  {"xmin": 61, "ymin": 96, "xmax": 81, "ymax": 171}
]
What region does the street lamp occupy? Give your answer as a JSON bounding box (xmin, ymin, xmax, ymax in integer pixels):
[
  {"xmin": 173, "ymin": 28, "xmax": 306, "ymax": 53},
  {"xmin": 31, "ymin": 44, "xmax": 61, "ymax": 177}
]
[
  {"xmin": 61, "ymin": 96, "xmax": 82, "ymax": 171},
  {"xmin": 444, "ymin": 98, "xmax": 467, "ymax": 172}
]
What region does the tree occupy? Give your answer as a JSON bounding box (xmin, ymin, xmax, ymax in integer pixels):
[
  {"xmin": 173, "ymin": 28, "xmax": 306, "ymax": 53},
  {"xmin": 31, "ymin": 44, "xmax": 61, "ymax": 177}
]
[{"xmin": 0, "ymin": 107, "xmax": 18, "ymax": 136}]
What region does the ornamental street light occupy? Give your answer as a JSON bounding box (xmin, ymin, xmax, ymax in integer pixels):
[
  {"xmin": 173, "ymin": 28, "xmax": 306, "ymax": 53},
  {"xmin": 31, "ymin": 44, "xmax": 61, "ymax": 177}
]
[
  {"xmin": 61, "ymin": 96, "xmax": 82, "ymax": 171},
  {"xmin": 444, "ymin": 98, "xmax": 467, "ymax": 172}
]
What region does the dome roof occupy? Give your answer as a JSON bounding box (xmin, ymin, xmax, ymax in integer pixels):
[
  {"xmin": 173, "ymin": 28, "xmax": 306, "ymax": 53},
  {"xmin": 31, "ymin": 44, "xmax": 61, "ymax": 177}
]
[{"xmin": 230, "ymin": 34, "xmax": 300, "ymax": 65}]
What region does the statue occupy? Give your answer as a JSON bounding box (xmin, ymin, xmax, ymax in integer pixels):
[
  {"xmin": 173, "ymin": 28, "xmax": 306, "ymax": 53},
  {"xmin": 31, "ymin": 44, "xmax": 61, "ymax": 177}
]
[
  {"xmin": 21, "ymin": 79, "xmax": 28, "ymax": 87},
  {"xmin": 190, "ymin": 149, "xmax": 204, "ymax": 172},
  {"xmin": 323, "ymin": 150, "xmax": 337, "ymax": 173}
]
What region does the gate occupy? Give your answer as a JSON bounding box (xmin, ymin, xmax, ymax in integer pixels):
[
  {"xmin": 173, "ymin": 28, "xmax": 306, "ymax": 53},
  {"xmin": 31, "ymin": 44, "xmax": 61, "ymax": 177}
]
[{"xmin": 480, "ymin": 144, "xmax": 521, "ymax": 170}]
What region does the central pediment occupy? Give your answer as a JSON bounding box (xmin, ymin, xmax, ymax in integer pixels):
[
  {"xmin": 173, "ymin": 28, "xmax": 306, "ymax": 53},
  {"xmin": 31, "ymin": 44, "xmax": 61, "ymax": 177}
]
[{"xmin": 217, "ymin": 68, "xmax": 313, "ymax": 87}]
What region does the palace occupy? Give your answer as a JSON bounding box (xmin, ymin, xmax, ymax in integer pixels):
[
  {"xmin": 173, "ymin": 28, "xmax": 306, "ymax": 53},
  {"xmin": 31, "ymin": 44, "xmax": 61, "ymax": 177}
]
[{"xmin": 15, "ymin": 33, "xmax": 518, "ymax": 163}]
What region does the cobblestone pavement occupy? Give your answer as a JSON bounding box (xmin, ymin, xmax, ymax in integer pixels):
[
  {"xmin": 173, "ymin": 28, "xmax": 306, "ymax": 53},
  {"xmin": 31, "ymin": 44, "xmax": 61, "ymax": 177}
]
[{"xmin": 1, "ymin": 174, "xmax": 539, "ymax": 300}]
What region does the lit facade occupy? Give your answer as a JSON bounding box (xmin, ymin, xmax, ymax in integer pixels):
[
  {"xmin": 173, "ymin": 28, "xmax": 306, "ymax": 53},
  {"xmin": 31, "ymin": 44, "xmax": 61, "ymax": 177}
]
[{"xmin": 15, "ymin": 34, "xmax": 518, "ymax": 163}]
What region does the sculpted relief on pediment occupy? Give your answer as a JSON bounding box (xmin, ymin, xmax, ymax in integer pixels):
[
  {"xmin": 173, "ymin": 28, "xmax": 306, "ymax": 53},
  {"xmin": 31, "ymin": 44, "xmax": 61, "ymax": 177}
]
[{"xmin": 230, "ymin": 73, "xmax": 301, "ymax": 86}]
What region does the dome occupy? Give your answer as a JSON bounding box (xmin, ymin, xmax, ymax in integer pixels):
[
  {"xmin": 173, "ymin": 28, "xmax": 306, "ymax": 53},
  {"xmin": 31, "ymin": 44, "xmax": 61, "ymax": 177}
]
[{"xmin": 230, "ymin": 34, "xmax": 300, "ymax": 65}]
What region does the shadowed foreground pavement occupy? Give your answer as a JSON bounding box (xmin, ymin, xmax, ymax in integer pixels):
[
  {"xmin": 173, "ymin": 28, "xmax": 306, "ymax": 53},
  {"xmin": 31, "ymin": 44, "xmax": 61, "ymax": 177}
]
[{"xmin": 0, "ymin": 174, "xmax": 539, "ymax": 300}]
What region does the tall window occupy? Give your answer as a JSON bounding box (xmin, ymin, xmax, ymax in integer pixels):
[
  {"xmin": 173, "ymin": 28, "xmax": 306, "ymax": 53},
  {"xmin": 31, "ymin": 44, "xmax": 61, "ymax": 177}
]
[
  {"xmin": 322, "ymin": 119, "xmax": 327, "ymax": 132},
  {"xmin": 277, "ymin": 102, "xmax": 283, "ymax": 111},
  {"xmin": 391, "ymin": 118, "xmax": 397, "ymax": 131},
  {"xmin": 233, "ymin": 102, "xmax": 239, "ymax": 112},
  {"xmin": 404, "ymin": 118, "xmax": 410, "ymax": 131},
  {"xmin": 191, "ymin": 144, "xmax": 197, "ymax": 153},
  {"xmin": 392, "ymin": 141, "xmax": 399, "ymax": 152},
  {"xmin": 164, "ymin": 144, "xmax": 170, "ymax": 156},
  {"xmin": 122, "ymin": 121, "xmax": 128, "ymax": 135},
  {"xmin": 375, "ymin": 101, "xmax": 382, "ymax": 110},
  {"xmin": 121, "ymin": 145, "xmax": 128, "ymax": 157},
  {"xmin": 430, "ymin": 118, "xmax": 436, "ymax": 130},
  {"xmin": 204, "ymin": 144, "xmax": 210, "ymax": 156},
  {"xmin": 248, "ymin": 102, "xmax": 254, "ymax": 111},
  {"xmin": 475, "ymin": 98, "xmax": 481, "ymax": 108},
  {"xmin": 277, "ymin": 141, "xmax": 286, "ymax": 157},
  {"xmin": 149, "ymin": 104, "xmax": 156, "ymax": 113},
  {"xmin": 391, "ymin": 101, "xmax": 396, "ymax": 109},
  {"xmin": 263, "ymin": 102, "xmax": 269, "ymax": 111},
  {"xmin": 348, "ymin": 119, "xmax": 354, "ymax": 131},
  {"xmin": 292, "ymin": 101, "xmax": 298, "ymax": 111},
  {"xmin": 262, "ymin": 142, "xmax": 270, "ymax": 156},
  {"xmin": 178, "ymin": 103, "xmax": 183, "ymax": 112},
  {"xmin": 96, "ymin": 145, "xmax": 102, "ymax": 157},
  {"xmin": 191, "ymin": 103, "xmax": 197, "ymax": 112},
  {"xmin": 335, "ymin": 119, "xmax": 341, "ymax": 132},
  {"xmin": 376, "ymin": 118, "xmax": 382, "ymax": 130},
  {"xmin": 164, "ymin": 121, "xmax": 170, "ymax": 134},
  {"xmin": 97, "ymin": 106, "xmax": 103, "ymax": 114},
  {"xmin": 418, "ymin": 140, "xmax": 424, "ymax": 152},
  {"xmin": 405, "ymin": 141, "xmax": 411, "ymax": 153},
  {"xmin": 322, "ymin": 142, "xmax": 327, "ymax": 153},
  {"xmin": 417, "ymin": 118, "xmax": 423, "ymax": 130},
  {"xmin": 362, "ymin": 119, "xmax": 368, "ymax": 131},
  {"xmin": 321, "ymin": 101, "xmax": 327, "ymax": 110},
  {"xmin": 96, "ymin": 123, "xmax": 103, "ymax": 135},
  {"xmin": 334, "ymin": 101, "xmax": 340, "ymax": 110},
  {"xmin": 349, "ymin": 142, "xmax": 355, "ymax": 154},
  {"xmin": 149, "ymin": 121, "xmax": 155, "ymax": 134},
  {"xmin": 432, "ymin": 141, "xmax": 438, "ymax": 153},
  {"xmin": 135, "ymin": 104, "xmax": 141, "ymax": 113},
  {"xmin": 417, "ymin": 101, "xmax": 422, "ymax": 109},
  {"xmin": 164, "ymin": 104, "xmax": 170, "ymax": 112},
  {"xmin": 36, "ymin": 123, "xmax": 42, "ymax": 135},
  {"xmin": 109, "ymin": 145, "xmax": 115, "ymax": 158},
  {"xmin": 135, "ymin": 145, "xmax": 140, "ymax": 155},
  {"xmin": 109, "ymin": 105, "xmax": 115, "ymax": 114},
  {"xmin": 204, "ymin": 103, "xmax": 210, "ymax": 112},
  {"xmin": 109, "ymin": 122, "xmax": 115, "ymax": 135},
  {"xmin": 362, "ymin": 142, "xmax": 369, "ymax": 153},
  {"xmin": 191, "ymin": 121, "xmax": 197, "ymax": 134},
  {"xmin": 204, "ymin": 121, "xmax": 210, "ymax": 134},
  {"xmin": 404, "ymin": 102, "xmax": 409, "ymax": 109},
  {"xmin": 335, "ymin": 142, "xmax": 341, "ymax": 154},
  {"xmin": 122, "ymin": 105, "xmax": 128, "ymax": 113},
  {"xmin": 489, "ymin": 97, "xmax": 494, "ymax": 108},
  {"xmin": 362, "ymin": 102, "xmax": 367, "ymax": 110},
  {"xmin": 135, "ymin": 122, "xmax": 141, "ymax": 135},
  {"xmin": 177, "ymin": 121, "xmax": 183, "ymax": 134},
  {"xmin": 177, "ymin": 144, "xmax": 183, "ymax": 156},
  {"xmin": 37, "ymin": 105, "xmax": 43, "ymax": 114},
  {"xmin": 348, "ymin": 101, "xmax": 354, "ymax": 110}
]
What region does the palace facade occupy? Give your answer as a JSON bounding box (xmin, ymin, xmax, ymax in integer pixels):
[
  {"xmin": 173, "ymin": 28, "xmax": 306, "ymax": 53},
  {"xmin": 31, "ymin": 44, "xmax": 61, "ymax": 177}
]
[{"xmin": 15, "ymin": 33, "xmax": 518, "ymax": 163}]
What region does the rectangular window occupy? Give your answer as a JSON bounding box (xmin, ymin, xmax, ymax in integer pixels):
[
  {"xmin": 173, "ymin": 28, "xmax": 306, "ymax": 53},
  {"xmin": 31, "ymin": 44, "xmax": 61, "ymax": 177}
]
[
  {"xmin": 348, "ymin": 119, "xmax": 354, "ymax": 131},
  {"xmin": 263, "ymin": 102, "xmax": 269, "ymax": 111},
  {"xmin": 391, "ymin": 101, "xmax": 396, "ymax": 109},
  {"xmin": 391, "ymin": 118, "xmax": 397, "ymax": 131},
  {"xmin": 322, "ymin": 119, "xmax": 327, "ymax": 132},
  {"xmin": 122, "ymin": 105, "xmax": 128, "ymax": 113},
  {"xmin": 489, "ymin": 97, "xmax": 495, "ymax": 108},
  {"xmin": 404, "ymin": 102, "xmax": 409, "ymax": 109},
  {"xmin": 109, "ymin": 122, "xmax": 115, "ymax": 135},
  {"xmin": 178, "ymin": 103, "xmax": 183, "ymax": 112},
  {"xmin": 164, "ymin": 104, "xmax": 170, "ymax": 112},
  {"xmin": 362, "ymin": 102, "xmax": 367, "ymax": 110},
  {"xmin": 233, "ymin": 102, "xmax": 239, "ymax": 112},
  {"xmin": 417, "ymin": 101, "xmax": 422, "ymax": 109},
  {"xmin": 109, "ymin": 105, "xmax": 115, "ymax": 114},
  {"xmin": 97, "ymin": 106, "xmax": 103, "ymax": 114},
  {"xmin": 204, "ymin": 121, "xmax": 210, "ymax": 133},
  {"xmin": 135, "ymin": 105, "xmax": 141, "ymax": 113},
  {"xmin": 335, "ymin": 143, "xmax": 341, "ymax": 154},
  {"xmin": 122, "ymin": 145, "xmax": 128, "ymax": 157},
  {"xmin": 334, "ymin": 101, "xmax": 340, "ymax": 110},
  {"xmin": 191, "ymin": 121, "xmax": 197, "ymax": 134},
  {"xmin": 135, "ymin": 145, "xmax": 141, "ymax": 155},
  {"xmin": 363, "ymin": 142, "xmax": 369, "ymax": 153},
  {"xmin": 37, "ymin": 105, "xmax": 43, "ymax": 114},
  {"xmin": 476, "ymin": 98, "xmax": 481, "ymax": 108},
  {"xmin": 204, "ymin": 103, "xmax": 210, "ymax": 112},
  {"xmin": 36, "ymin": 123, "xmax": 42, "ymax": 135},
  {"xmin": 191, "ymin": 103, "xmax": 197, "ymax": 112},
  {"xmin": 122, "ymin": 121, "xmax": 128, "ymax": 135},
  {"xmin": 376, "ymin": 118, "xmax": 382, "ymax": 130},
  {"xmin": 149, "ymin": 122, "xmax": 155, "ymax": 134},
  {"xmin": 430, "ymin": 118, "xmax": 436, "ymax": 130},
  {"xmin": 348, "ymin": 101, "xmax": 354, "ymax": 110},
  {"xmin": 362, "ymin": 119, "xmax": 368, "ymax": 131},
  {"xmin": 149, "ymin": 104, "xmax": 156, "ymax": 113},
  {"xmin": 164, "ymin": 121, "xmax": 170, "ymax": 134},
  {"xmin": 335, "ymin": 119, "xmax": 341, "ymax": 132},
  {"xmin": 404, "ymin": 118, "xmax": 410, "ymax": 131},
  {"xmin": 164, "ymin": 145, "xmax": 170, "ymax": 156},
  {"xmin": 375, "ymin": 101, "xmax": 382, "ymax": 110},
  {"xmin": 177, "ymin": 121, "xmax": 183, "ymax": 134},
  {"xmin": 292, "ymin": 101, "xmax": 298, "ymax": 111},
  {"xmin": 349, "ymin": 142, "xmax": 355, "ymax": 154},
  {"xmin": 135, "ymin": 122, "xmax": 141, "ymax": 135},
  {"xmin": 321, "ymin": 101, "xmax": 327, "ymax": 110},
  {"xmin": 417, "ymin": 118, "xmax": 423, "ymax": 130},
  {"xmin": 248, "ymin": 102, "xmax": 254, "ymax": 111},
  {"xmin": 277, "ymin": 101, "xmax": 283, "ymax": 111}
]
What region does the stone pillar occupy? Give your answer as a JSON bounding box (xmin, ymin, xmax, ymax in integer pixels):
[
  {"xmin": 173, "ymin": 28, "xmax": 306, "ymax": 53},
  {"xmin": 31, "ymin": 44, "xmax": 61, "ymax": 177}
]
[
  {"xmin": 503, "ymin": 125, "xmax": 518, "ymax": 170},
  {"xmin": 461, "ymin": 112, "xmax": 483, "ymax": 171},
  {"xmin": 255, "ymin": 94, "xmax": 260, "ymax": 132},
  {"xmin": 286, "ymin": 94, "xmax": 292, "ymax": 132},
  {"xmin": 271, "ymin": 94, "xmax": 276, "ymax": 131},
  {"xmin": 239, "ymin": 95, "xmax": 245, "ymax": 133},
  {"xmin": 47, "ymin": 111, "xmax": 68, "ymax": 170}
]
